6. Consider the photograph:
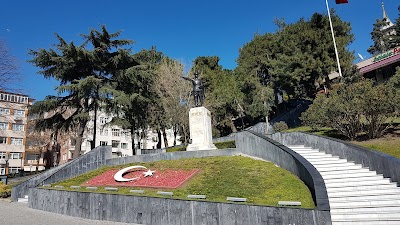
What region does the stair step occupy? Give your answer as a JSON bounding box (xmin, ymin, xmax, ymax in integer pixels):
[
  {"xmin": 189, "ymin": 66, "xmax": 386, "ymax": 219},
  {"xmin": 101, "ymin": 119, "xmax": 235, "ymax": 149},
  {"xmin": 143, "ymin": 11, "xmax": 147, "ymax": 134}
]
[
  {"xmin": 332, "ymin": 213, "xmax": 400, "ymax": 221},
  {"xmin": 330, "ymin": 199, "xmax": 400, "ymax": 209},
  {"xmin": 323, "ymin": 175, "xmax": 387, "ymax": 183},
  {"xmin": 286, "ymin": 145, "xmax": 306, "ymax": 148},
  {"xmin": 320, "ymin": 168, "xmax": 372, "ymax": 175},
  {"xmin": 313, "ymin": 162, "xmax": 359, "ymax": 169},
  {"xmin": 300, "ymin": 154, "xmax": 335, "ymax": 159},
  {"xmin": 328, "ymin": 188, "xmax": 400, "ymax": 198},
  {"xmin": 17, "ymin": 198, "xmax": 28, "ymax": 203},
  {"xmin": 325, "ymin": 179, "xmax": 393, "ymax": 188},
  {"xmin": 315, "ymin": 165, "xmax": 364, "ymax": 172},
  {"xmin": 331, "ymin": 206, "xmax": 400, "ymax": 214},
  {"xmin": 307, "ymin": 159, "xmax": 349, "ymax": 165},
  {"xmin": 292, "ymin": 149, "xmax": 320, "ymax": 154},
  {"xmin": 329, "ymin": 194, "xmax": 400, "ymax": 203},
  {"xmin": 327, "ymin": 184, "xmax": 397, "ymax": 193},
  {"xmin": 322, "ymin": 172, "xmax": 378, "ymax": 180},
  {"xmin": 333, "ymin": 221, "xmax": 400, "ymax": 225}
]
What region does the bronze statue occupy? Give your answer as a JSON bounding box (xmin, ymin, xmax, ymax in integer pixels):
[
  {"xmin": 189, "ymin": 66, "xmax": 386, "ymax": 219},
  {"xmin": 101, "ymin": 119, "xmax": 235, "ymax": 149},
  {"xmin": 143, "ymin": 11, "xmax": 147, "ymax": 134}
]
[{"xmin": 182, "ymin": 71, "xmax": 205, "ymax": 107}]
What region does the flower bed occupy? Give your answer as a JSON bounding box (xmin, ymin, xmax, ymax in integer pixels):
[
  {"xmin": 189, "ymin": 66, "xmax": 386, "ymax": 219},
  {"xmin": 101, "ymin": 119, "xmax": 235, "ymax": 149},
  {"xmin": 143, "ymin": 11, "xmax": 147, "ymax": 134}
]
[{"xmin": 82, "ymin": 169, "xmax": 200, "ymax": 189}]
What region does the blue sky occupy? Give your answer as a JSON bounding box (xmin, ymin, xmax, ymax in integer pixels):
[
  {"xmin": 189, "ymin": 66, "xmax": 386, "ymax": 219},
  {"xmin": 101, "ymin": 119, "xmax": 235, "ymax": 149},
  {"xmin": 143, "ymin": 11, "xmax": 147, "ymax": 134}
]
[{"xmin": 0, "ymin": 0, "xmax": 398, "ymax": 101}]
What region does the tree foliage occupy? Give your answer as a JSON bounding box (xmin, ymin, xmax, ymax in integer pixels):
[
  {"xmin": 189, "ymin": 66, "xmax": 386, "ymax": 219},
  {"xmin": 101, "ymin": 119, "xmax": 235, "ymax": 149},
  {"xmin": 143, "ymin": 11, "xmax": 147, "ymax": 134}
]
[
  {"xmin": 236, "ymin": 11, "xmax": 355, "ymax": 99},
  {"xmin": 30, "ymin": 25, "xmax": 134, "ymax": 158},
  {"xmin": 369, "ymin": 5, "xmax": 400, "ymax": 54},
  {"xmin": 301, "ymin": 80, "xmax": 400, "ymax": 140}
]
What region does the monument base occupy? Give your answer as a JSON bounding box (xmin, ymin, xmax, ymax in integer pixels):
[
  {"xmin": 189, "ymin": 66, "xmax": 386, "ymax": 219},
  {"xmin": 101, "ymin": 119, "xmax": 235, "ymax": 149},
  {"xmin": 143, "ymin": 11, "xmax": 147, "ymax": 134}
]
[{"xmin": 186, "ymin": 107, "xmax": 217, "ymax": 151}]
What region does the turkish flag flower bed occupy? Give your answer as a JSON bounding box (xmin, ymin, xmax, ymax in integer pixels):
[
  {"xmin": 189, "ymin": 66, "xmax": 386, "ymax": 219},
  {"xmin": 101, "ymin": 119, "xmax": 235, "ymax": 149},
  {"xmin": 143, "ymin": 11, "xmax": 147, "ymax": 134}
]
[{"xmin": 82, "ymin": 169, "xmax": 200, "ymax": 189}]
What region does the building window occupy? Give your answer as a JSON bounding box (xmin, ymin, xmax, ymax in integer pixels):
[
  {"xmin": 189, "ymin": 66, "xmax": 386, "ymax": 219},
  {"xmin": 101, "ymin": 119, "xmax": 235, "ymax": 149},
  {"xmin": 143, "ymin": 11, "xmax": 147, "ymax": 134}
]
[
  {"xmin": 11, "ymin": 138, "xmax": 23, "ymax": 146},
  {"xmin": 0, "ymin": 108, "xmax": 10, "ymax": 115},
  {"xmin": 99, "ymin": 117, "xmax": 108, "ymax": 125},
  {"xmin": 122, "ymin": 131, "xmax": 130, "ymax": 137},
  {"xmin": 0, "ymin": 123, "xmax": 7, "ymax": 130},
  {"xmin": 100, "ymin": 141, "xmax": 107, "ymax": 146},
  {"xmin": 0, "ymin": 168, "xmax": 4, "ymax": 175},
  {"xmin": 0, "ymin": 137, "xmax": 7, "ymax": 144},
  {"xmin": 14, "ymin": 110, "xmax": 25, "ymax": 116},
  {"xmin": 9, "ymin": 167, "xmax": 20, "ymax": 174},
  {"xmin": 0, "ymin": 152, "xmax": 5, "ymax": 159},
  {"xmin": 12, "ymin": 124, "xmax": 24, "ymax": 131},
  {"xmin": 100, "ymin": 128, "xmax": 108, "ymax": 136},
  {"xmin": 112, "ymin": 129, "xmax": 120, "ymax": 136},
  {"xmin": 111, "ymin": 140, "xmax": 119, "ymax": 148},
  {"xmin": 0, "ymin": 93, "xmax": 28, "ymax": 103},
  {"xmin": 26, "ymin": 154, "xmax": 39, "ymax": 160},
  {"xmin": 62, "ymin": 153, "xmax": 67, "ymax": 161},
  {"xmin": 121, "ymin": 143, "xmax": 128, "ymax": 149},
  {"xmin": 10, "ymin": 152, "xmax": 21, "ymax": 159}
]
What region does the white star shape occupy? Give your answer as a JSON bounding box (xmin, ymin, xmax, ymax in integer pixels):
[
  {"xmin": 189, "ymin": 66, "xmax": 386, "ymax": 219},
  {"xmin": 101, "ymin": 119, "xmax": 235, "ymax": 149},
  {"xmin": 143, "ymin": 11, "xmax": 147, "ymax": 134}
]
[{"xmin": 143, "ymin": 169, "xmax": 156, "ymax": 177}]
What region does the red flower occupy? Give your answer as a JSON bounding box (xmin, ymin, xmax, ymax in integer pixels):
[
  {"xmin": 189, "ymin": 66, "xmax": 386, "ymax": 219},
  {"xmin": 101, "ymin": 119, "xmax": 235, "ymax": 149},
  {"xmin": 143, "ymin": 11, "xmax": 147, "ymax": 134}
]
[{"xmin": 83, "ymin": 169, "xmax": 200, "ymax": 189}]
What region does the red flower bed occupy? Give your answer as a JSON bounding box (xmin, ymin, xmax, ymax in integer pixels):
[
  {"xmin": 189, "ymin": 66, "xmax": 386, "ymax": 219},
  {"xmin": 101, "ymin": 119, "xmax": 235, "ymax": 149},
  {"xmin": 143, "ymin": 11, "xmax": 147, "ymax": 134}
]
[{"xmin": 82, "ymin": 169, "xmax": 200, "ymax": 189}]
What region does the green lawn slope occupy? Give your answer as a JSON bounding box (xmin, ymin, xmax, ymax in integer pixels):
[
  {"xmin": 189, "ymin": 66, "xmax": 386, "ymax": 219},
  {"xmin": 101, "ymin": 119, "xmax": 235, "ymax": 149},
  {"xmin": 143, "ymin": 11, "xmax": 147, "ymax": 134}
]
[{"xmin": 51, "ymin": 156, "xmax": 315, "ymax": 208}]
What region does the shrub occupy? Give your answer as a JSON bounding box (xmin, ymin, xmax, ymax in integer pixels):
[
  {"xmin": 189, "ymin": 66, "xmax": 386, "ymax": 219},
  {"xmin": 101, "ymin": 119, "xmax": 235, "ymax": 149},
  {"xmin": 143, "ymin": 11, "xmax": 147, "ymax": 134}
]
[
  {"xmin": 272, "ymin": 122, "xmax": 289, "ymax": 132},
  {"xmin": 301, "ymin": 79, "xmax": 400, "ymax": 140},
  {"xmin": 166, "ymin": 146, "xmax": 187, "ymax": 152},
  {"xmin": 0, "ymin": 182, "xmax": 11, "ymax": 198},
  {"xmin": 214, "ymin": 141, "xmax": 236, "ymax": 149}
]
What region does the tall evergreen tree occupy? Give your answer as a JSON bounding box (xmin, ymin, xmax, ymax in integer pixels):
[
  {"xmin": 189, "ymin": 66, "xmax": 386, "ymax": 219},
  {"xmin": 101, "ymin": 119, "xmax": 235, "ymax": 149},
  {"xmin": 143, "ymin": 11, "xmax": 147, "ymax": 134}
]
[
  {"xmin": 29, "ymin": 25, "xmax": 134, "ymax": 158},
  {"xmin": 368, "ymin": 18, "xmax": 392, "ymax": 55},
  {"xmin": 105, "ymin": 48, "xmax": 162, "ymax": 153},
  {"xmin": 237, "ymin": 11, "xmax": 354, "ymax": 99}
]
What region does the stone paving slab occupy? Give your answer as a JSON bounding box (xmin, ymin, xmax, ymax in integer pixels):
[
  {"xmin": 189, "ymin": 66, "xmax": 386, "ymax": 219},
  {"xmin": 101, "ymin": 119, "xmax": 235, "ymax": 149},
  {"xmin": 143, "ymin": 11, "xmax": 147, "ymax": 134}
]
[{"xmin": 0, "ymin": 201, "xmax": 141, "ymax": 225}]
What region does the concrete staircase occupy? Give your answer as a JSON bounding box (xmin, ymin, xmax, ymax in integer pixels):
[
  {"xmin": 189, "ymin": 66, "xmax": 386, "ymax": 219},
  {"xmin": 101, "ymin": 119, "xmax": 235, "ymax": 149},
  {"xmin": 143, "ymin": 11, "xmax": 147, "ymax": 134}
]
[
  {"xmin": 17, "ymin": 195, "xmax": 28, "ymax": 203},
  {"xmin": 287, "ymin": 145, "xmax": 400, "ymax": 225}
]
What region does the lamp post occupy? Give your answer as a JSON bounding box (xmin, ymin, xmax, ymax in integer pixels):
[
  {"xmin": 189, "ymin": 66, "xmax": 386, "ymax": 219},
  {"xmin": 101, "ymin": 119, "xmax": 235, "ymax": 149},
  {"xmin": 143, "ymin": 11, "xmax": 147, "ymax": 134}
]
[{"xmin": 325, "ymin": 0, "xmax": 343, "ymax": 78}]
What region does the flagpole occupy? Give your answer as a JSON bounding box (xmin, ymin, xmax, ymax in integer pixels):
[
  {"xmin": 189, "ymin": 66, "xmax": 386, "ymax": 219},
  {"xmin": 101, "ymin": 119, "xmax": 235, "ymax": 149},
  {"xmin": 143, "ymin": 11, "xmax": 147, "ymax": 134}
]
[{"xmin": 325, "ymin": 0, "xmax": 343, "ymax": 77}]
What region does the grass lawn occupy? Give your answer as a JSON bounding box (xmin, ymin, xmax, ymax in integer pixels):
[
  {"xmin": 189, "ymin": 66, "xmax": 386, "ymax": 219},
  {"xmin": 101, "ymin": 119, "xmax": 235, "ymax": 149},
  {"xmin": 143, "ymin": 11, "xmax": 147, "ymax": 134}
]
[
  {"xmin": 51, "ymin": 156, "xmax": 315, "ymax": 208},
  {"xmin": 351, "ymin": 137, "xmax": 400, "ymax": 159}
]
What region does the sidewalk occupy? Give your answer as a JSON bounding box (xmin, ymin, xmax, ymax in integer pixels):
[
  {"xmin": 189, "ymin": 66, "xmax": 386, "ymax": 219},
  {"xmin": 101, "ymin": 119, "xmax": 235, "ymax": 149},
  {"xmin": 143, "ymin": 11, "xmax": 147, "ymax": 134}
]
[{"xmin": 0, "ymin": 201, "xmax": 141, "ymax": 225}]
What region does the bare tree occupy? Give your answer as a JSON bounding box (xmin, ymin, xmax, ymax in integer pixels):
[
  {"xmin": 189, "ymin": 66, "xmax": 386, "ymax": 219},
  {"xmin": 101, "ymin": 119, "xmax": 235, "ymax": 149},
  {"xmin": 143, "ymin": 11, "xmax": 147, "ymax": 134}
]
[
  {"xmin": 0, "ymin": 39, "xmax": 21, "ymax": 90},
  {"xmin": 155, "ymin": 58, "xmax": 191, "ymax": 146}
]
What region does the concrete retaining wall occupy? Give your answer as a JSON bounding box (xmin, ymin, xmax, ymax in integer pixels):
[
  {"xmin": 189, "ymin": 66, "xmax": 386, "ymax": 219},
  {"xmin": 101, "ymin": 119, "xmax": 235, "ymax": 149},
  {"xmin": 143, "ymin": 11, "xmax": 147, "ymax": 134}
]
[
  {"xmin": 11, "ymin": 146, "xmax": 111, "ymax": 201},
  {"xmin": 235, "ymin": 131, "xmax": 330, "ymax": 211},
  {"xmin": 272, "ymin": 132, "xmax": 400, "ymax": 185},
  {"xmin": 29, "ymin": 188, "xmax": 332, "ymax": 225}
]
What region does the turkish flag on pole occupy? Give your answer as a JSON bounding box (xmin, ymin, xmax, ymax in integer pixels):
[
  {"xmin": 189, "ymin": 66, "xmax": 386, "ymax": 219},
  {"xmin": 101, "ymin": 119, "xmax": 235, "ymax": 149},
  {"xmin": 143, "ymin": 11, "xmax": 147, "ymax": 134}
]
[{"xmin": 336, "ymin": 0, "xmax": 348, "ymax": 4}]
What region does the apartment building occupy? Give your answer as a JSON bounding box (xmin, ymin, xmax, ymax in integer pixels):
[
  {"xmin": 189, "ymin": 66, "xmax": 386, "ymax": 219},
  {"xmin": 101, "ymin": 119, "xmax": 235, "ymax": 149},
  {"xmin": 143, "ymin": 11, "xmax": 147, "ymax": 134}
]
[
  {"xmin": 59, "ymin": 110, "xmax": 181, "ymax": 163},
  {"xmin": 0, "ymin": 91, "xmax": 35, "ymax": 175}
]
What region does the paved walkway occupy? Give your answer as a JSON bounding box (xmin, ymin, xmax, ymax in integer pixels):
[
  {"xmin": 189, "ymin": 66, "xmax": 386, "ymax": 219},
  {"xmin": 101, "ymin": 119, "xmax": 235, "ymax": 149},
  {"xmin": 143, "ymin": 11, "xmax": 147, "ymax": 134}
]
[{"xmin": 0, "ymin": 201, "xmax": 140, "ymax": 225}]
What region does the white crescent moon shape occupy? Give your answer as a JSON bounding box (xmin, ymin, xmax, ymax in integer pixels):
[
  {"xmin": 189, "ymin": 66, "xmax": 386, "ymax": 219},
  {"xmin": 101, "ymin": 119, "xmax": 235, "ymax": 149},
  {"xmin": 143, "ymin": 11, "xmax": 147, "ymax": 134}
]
[{"xmin": 114, "ymin": 165, "xmax": 147, "ymax": 182}]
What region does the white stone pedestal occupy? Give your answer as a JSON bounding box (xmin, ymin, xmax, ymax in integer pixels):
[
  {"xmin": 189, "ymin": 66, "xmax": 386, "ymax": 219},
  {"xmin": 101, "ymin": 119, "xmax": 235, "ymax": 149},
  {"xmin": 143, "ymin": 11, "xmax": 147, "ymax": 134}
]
[{"xmin": 186, "ymin": 107, "xmax": 217, "ymax": 151}]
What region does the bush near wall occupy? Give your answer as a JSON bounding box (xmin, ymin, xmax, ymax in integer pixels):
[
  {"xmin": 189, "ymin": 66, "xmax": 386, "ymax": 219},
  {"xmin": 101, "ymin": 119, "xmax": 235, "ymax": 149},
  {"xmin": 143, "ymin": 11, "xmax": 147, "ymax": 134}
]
[
  {"xmin": 166, "ymin": 141, "xmax": 236, "ymax": 152},
  {"xmin": 214, "ymin": 140, "xmax": 236, "ymax": 149},
  {"xmin": 0, "ymin": 182, "xmax": 11, "ymax": 198}
]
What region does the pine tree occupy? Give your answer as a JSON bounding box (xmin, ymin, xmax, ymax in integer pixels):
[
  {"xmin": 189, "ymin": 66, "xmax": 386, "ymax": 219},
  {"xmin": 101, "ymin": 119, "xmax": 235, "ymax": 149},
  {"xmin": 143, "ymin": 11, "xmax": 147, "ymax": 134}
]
[
  {"xmin": 29, "ymin": 25, "xmax": 134, "ymax": 158},
  {"xmin": 368, "ymin": 19, "xmax": 392, "ymax": 55}
]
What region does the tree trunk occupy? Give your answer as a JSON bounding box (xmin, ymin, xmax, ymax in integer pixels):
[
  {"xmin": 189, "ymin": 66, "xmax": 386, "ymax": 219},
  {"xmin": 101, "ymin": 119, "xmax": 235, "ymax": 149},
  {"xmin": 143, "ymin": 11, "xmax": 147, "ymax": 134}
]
[
  {"xmin": 130, "ymin": 124, "xmax": 136, "ymax": 155},
  {"xmin": 72, "ymin": 119, "xmax": 88, "ymax": 159},
  {"xmin": 141, "ymin": 130, "xmax": 147, "ymax": 149},
  {"xmin": 157, "ymin": 129, "xmax": 162, "ymax": 149},
  {"xmin": 173, "ymin": 125, "xmax": 177, "ymax": 146},
  {"xmin": 229, "ymin": 117, "xmax": 238, "ymax": 133},
  {"xmin": 161, "ymin": 126, "xmax": 168, "ymax": 148},
  {"xmin": 91, "ymin": 103, "xmax": 98, "ymax": 150}
]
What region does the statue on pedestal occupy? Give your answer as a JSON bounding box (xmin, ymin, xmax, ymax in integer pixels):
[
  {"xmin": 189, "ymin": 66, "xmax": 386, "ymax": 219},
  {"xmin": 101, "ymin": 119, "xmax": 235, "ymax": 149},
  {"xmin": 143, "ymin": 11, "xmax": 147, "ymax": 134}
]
[{"xmin": 182, "ymin": 71, "xmax": 204, "ymax": 107}]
